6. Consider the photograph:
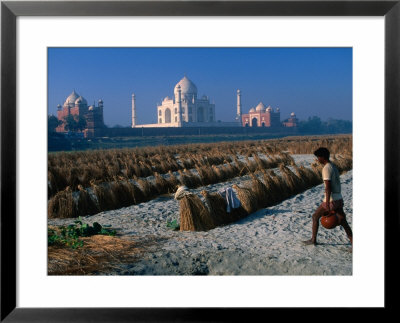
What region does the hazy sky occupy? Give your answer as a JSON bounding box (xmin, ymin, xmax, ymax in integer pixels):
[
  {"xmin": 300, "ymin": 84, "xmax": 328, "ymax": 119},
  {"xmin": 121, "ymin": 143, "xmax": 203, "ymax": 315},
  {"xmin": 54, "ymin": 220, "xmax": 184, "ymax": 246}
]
[{"xmin": 48, "ymin": 47, "xmax": 352, "ymax": 127}]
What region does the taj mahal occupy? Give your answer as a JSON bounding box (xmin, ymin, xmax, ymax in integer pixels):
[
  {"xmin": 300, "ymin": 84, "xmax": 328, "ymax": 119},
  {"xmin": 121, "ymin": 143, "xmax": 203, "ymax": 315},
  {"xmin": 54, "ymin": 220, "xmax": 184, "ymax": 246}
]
[{"xmin": 131, "ymin": 75, "xmax": 297, "ymax": 128}]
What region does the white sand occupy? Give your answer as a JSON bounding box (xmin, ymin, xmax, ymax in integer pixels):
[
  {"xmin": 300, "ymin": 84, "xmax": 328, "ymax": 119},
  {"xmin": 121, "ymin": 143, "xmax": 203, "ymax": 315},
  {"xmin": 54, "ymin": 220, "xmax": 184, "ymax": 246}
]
[{"xmin": 48, "ymin": 155, "xmax": 352, "ymax": 275}]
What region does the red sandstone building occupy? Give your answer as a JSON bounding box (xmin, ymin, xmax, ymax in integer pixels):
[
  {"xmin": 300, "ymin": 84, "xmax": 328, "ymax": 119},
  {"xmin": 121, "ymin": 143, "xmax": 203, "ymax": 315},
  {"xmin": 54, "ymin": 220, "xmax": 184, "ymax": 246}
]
[
  {"xmin": 56, "ymin": 90, "xmax": 104, "ymax": 138},
  {"xmin": 240, "ymin": 102, "xmax": 298, "ymax": 128},
  {"xmin": 241, "ymin": 102, "xmax": 281, "ymax": 127}
]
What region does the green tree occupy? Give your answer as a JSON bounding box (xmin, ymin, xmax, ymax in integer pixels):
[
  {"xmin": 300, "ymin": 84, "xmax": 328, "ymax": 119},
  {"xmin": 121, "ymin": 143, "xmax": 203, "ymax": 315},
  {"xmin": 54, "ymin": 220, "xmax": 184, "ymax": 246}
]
[
  {"xmin": 63, "ymin": 114, "xmax": 87, "ymax": 132},
  {"xmin": 76, "ymin": 115, "xmax": 87, "ymax": 132},
  {"xmin": 48, "ymin": 115, "xmax": 60, "ymax": 133},
  {"xmin": 63, "ymin": 114, "xmax": 77, "ymax": 132}
]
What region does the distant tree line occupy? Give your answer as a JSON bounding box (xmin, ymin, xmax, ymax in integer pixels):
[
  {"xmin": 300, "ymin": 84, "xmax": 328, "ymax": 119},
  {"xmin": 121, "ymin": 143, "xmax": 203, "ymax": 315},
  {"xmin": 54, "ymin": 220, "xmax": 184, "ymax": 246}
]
[{"xmin": 297, "ymin": 116, "xmax": 352, "ymax": 134}]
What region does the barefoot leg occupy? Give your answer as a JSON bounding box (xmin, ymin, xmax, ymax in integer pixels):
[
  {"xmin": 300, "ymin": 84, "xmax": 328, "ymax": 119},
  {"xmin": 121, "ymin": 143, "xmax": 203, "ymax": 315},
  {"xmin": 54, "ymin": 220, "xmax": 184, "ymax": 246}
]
[
  {"xmin": 337, "ymin": 208, "xmax": 353, "ymax": 245},
  {"xmin": 303, "ymin": 204, "xmax": 325, "ymax": 245}
]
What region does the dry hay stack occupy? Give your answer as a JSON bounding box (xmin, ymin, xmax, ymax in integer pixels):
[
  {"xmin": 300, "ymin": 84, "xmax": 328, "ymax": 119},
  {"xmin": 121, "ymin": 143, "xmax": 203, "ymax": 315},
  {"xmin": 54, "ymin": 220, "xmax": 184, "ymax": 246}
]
[
  {"xmin": 232, "ymin": 184, "xmax": 258, "ymax": 215},
  {"xmin": 196, "ymin": 165, "xmax": 217, "ymax": 186},
  {"xmin": 249, "ymin": 173, "xmax": 269, "ymax": 208},
  {"xmin": 48, "ymin": 187, "xmax": 78, "ymax": 219},
  {"xmin": 299, "ymin": 164, "xmax": 321, "ymax": 187},
  {"xmin": 77, "ymin": 185, "xmax": 99, "ymax": 217},
  {"xmin": 136, "ymin": 178, "xmax": 158, "ymax": 201},
  {"xmin": 166, "ymin": 157, "xmax": 181, "ymax": 172},
  {"xmin": 123, "ymin": 160, "xmax": 136, "ymax": 178},
  {"xmin": 291, "ymin": 164, "xmax": 311, "ymax": 190},
  {"xmin": 265, "ymin": 154, "xmax": 280, "ymax": 168},
  {"xmin": 139, "ymin": 161, "xmax": 153, "ymax": 177},
  {"xmin": 132, "ymin": 163, "xmax": 144, "ymax": 177},
  {"xmin": 311, "ymin": 162, "xmax": 323, "ymax": 180},
  {"xmin": 279, "ymin": 164, "xmax": 302, "ymax": 196},
  {"xmin": 167, "ymin": 171, "xmax": 179, "ymax": 189},
  {"xmin": 106, "ymin": 162, "xmax": 120, "ymax": 179},
  {"xmin": 279, "ymin": 152, "xmax": 295, "ymax": 165},
  {"xmin": 154, "ymin": 172, "xmax": 175, "ymax": 194},
  {"xmin": 201, "ymin": 190, "xmax": 231, "ymax": 226},
  {"xmin": 269, "ymin": 169, "xmax": 291, "ymax": 200},
  {"xmin": 260, "ymin": 169, "xmax": 281, "ymax": 205},
  {"xmin": 178, "ymin": 170, "xmax": 196, "ymax": 188},
  {"xmin": 179, "ymin": 193, "xmax": 216, "ymax": 231},
  {"xmin": 253, "ymin": 154, "xmax": 267, "ymax": 170},
  {"xmin": 244, "ymin": 156, "xmax": 258, "ymax": 172},
  {"xmin": 48, "ymin": 168, "xmax": 67, "ymax": 197},
  {"xmin": 331, "ymin": 154, "xmax": 352, "ymax": 172},
  {"xmin": 66, "ymin": 167, "xmax": 81, "ymax": 190},
  {"xmin": 184, "ymin": 169, "xmax": 202, "ymax": 187},
  {"xmin": 212, "ymin": 165, "xmax": 228, "ymax": 182},
  {"xmin": 109, "ymin": 179, "xmax": 136, "ymax": 207},
  {"xmin": 233, "ymin": 155, "xmax": 246, "ymax": 174},
  {"xmin": 91, "ymin": 182, "xmax": 119, "ymax": 211},
  {"xmin": 224, "ymin": 161, "xmax": 238, "ymax": 178},
  {"xmin": 126, "ymin": 181, "xmax": 146, "ymax": 204}
]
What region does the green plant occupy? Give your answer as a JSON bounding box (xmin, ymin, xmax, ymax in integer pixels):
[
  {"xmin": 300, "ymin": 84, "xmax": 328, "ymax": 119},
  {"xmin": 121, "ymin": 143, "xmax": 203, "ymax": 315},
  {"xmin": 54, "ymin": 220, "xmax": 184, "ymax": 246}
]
[
  {"xmin": 166, "ymin": 219, "xmax": 180, "ymax": 231},
  {"xmin": 48, "ymin": 217, "xmax": 116, "ymax": 249}
]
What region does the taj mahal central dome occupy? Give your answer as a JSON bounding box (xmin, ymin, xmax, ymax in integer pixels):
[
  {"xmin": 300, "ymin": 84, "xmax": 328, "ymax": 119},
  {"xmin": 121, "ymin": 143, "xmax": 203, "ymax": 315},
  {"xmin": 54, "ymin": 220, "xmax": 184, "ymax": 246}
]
[{"xmin": 174, "ymin": 76, "xmax": 198, "ymax": 100}]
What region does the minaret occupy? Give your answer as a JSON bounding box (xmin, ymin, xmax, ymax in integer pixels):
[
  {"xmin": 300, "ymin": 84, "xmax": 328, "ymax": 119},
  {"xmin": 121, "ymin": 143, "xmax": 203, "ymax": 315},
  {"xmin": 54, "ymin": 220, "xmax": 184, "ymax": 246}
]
[
  {"xmin": 131, "ymin": 93, "xmax": 136, "ymax": 128},
  {"xmin": 236, "ymin": 89, "xmax": 242, "ymax": 122},
  {"xmin": 177, "ymin": 85, "xmax": 182, "ymax": 126}
]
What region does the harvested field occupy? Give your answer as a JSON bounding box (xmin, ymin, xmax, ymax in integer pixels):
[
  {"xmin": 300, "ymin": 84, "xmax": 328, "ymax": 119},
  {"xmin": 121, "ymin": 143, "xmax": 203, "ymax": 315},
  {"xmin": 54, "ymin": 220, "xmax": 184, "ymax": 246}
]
[{"xmin": 48, "ymin": 152, "xmax": 353, "ymax": 276}]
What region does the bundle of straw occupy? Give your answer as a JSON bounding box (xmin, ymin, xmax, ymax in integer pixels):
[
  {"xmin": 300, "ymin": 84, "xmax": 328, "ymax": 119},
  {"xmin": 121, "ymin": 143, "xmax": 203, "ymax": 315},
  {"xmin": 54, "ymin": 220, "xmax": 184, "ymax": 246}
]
[
  {"xmin": 279, "ymin": 164, "xmax": 302, "ymax": 196},
  {"xmin": 110, "ymin": 179, "xmax": 136, "ymax": 207},
  {"xmin": 135, "ymin": 178, "xmax": 158, "ymax": 201},
  {"xmin": 48, "ymin": 186, "xmax": 78, "ymax": 219},
  {"xmin": 201, "ymin": 190, "xmax": 230, "ymax": 226},
  {"xmin": 179, "ymin": 193, "xmax": 215, "ymax": 231},
  {"xmin": 167, "ymin": 171, "xmax": 179, "ymax": 189},
  {"xmin": 249, "ymin": 173, "xmax": 269, "ymax": 208},
  {"xmin": 232, "ymin": 184, "xmax": 257, "ymax": 215},
  {"xmin": 91, "ymin": 181, "xmax": 119, "ymax": 211},
  {"xmin": 154, "ymin": 172, "xmax": 174, "ymax": 194},
  {"xmin": 260, "ymin": 169, "xmax": 280, "ymax": 205},
  {"xmin": 77, "ymin": 185, "xmax": 99, "ymax": 217}
]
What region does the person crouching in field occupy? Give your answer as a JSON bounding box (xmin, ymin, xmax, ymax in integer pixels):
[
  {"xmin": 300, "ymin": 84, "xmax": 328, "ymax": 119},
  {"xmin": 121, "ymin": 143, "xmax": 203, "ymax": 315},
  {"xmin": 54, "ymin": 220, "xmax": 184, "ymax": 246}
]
[{"xmin": 303, "ymin": 147, "xmax": 353, "ymax": 246}]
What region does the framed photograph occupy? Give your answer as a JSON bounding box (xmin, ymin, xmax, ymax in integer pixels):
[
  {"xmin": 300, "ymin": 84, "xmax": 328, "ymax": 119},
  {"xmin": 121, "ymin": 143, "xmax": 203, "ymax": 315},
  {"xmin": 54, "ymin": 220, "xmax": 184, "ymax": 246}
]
[{"xmin": 1, "ymin": 0, "xmax": 398, "ymax": 321}]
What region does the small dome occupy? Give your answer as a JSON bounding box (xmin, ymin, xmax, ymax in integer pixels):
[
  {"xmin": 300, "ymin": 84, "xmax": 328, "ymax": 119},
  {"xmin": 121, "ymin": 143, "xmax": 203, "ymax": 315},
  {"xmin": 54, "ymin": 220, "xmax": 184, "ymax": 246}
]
[
  {"xmin": 291, "ymin": 112, "xmax": 296, "ymax": 117},
  {"xmin": 75, "ymin": 96, "xmax": 87, "ymax": 105},
  {"xmin": 249, "ymin": 107, "xmax": 256, "ymax": 113},
  {"xmin": 163, "ymin": 96, "xmax": 171, "ymax": 102},
  {"xmin": 174, "ymin": 76, "xmax": 197, "ymax": 99},
  {"xmin": 88, "ymin": 105, "xmax": 94, "ymax": 111},
  {"xmin": 255, "ymin": 102, "xmax": 266, "ymax": 112},
  {"xmin": 98, "ymin": 99, "xmax": 103, "ymax": 103},
  {"xmin": 64, "ymin": 90, "xmax": 80, "ymax": 105},
  {"xmin": 276, "ymin": 107, "xmax": 280, "ymax": 112},
  {"xmin": 266, "ymin": 106, "xmax": 272, "ymax": 112}
]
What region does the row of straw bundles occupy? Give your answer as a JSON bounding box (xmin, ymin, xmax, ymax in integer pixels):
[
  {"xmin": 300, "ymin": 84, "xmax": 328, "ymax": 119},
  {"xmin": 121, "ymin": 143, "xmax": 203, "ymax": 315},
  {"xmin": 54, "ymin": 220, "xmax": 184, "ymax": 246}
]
[
  {"xmin": 178, "ymin": 157, "xmax": 352, "ymax": 231},
  {"xmin": 48, "ymin": 148, "xmax": 234, "ymax": 198},
  {"xmin": 48, "ymin": 179, "xmax": 146, "ymax": 218},
  {"xmin": 49, "ymin": 153, "xmax": 351, "ymax": 219}
]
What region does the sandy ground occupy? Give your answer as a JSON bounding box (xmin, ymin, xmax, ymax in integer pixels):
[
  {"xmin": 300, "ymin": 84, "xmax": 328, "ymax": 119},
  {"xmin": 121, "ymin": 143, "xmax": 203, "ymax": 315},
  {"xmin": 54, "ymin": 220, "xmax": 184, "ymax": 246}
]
[{"xmin": 48, "ymin": 155, "xmax": 353, "ymax": 275}]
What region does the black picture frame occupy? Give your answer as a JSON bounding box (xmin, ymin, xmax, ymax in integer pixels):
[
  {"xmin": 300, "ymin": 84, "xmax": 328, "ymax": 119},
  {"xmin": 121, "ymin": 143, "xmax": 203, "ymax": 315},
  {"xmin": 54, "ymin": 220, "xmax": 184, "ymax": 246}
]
[{"xmin": 1, "ymin": 1, "xmax": 399, "ymax": 321}]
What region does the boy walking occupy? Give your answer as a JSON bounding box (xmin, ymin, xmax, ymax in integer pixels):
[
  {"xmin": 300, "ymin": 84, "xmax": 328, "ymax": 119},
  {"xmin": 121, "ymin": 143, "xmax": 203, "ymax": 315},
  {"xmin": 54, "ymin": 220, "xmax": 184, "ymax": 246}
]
[{"xmin": 303, "ymin": 147, "xmax": 353, "ymax": 246}]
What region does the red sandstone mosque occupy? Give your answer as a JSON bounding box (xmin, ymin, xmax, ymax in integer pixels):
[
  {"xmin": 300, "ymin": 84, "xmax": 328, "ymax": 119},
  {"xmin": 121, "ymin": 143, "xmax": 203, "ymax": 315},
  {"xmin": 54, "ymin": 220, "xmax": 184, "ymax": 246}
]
[
  {"xmin": 56, "ymin": 90, "xmax": 104, "ymax": 137},
  {"xmin": 236, "ymin": 89, "xmax": 298, "ymax": 128}
]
